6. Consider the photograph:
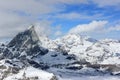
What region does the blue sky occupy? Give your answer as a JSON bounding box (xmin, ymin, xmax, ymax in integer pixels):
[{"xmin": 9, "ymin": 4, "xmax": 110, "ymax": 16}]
[{"xmin": 0, "ymin": 0, "xmax": 120, "ymax": 42}]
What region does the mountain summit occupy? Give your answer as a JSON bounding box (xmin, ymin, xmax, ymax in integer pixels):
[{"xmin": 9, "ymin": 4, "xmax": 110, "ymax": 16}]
[
  {"xmin": 0, "ymin": 26, "xmax": 48, "ymax": 60},
  {"xmin": 8, "ymin": 25, "xmax": 41, "ymax": 49}
]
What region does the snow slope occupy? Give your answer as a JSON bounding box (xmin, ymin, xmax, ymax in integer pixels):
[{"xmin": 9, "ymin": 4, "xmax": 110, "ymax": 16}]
[
  {"xmin": 85, "ymin": 39, "xmax": 120, "ymax": 64},
  {"xmin": 4, "ymin": 66, "xmax": 55, "ymax": 80}
]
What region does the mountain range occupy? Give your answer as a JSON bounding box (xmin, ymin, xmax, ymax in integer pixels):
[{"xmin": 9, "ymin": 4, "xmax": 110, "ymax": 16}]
[{"xmin": 0, "ymin": 25, "xmax": 120, "ymax": 80}]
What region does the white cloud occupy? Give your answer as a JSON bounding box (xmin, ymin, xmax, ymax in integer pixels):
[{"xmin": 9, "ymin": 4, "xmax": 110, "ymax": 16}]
[
  {"xmin": 43, "ymin": 0, "xmax": 88, "ymax": 5},
  {"xmin": 107, "ymin": 24, "xmax": 120, "ymax": 32},
  {"xmin": 0, "ymin": 0, "xmax": 119, "ymax": 40},
  {"xmin": 92, "ymin": 0, "xmax": 120, "ymax": 8},
  {"xmin": 34, "ymin": 21, "xmax": 53, "ymax": 37},
  {"xmin": 0, "ymin": 0, "xmax": 58, "ymax": 15},
  {"xmin": 55, "ymin": 31, "xmax": 62, "ymax": 36},
  {"xmin": 53, "ymin": 25, "xmax": 63, "ymax": 38},
  {"xmin": 69, "ymin": 20, "xmax": 108, "ymax": 34},
  {"xmin": 0, "ymin": 0, "xmax": 88, "ymax": 40},
  {"xmin": 0, "ymin": 0, "xmax": 88, "ymax": 15},
  {"xmin": 0, "ymin": 19, "xmax": 52, "ymax": 39},
  {"xmin": 55, "ymin": 12, "xmax": 85, "ymax": 20},
  {"xmin": 34, "ymin": 21, "xmax": 63, "ymax": 39},
  {"xmin": 53, "ymin": 12, "xmax": 110, "ymax": 20},
  {"xmin": 69, "ymin": 20, "xmax": 120, "ymax": 39},
  {"xmin": 0, "ymin": 11, "xmax": 30, "ymax": 38}
]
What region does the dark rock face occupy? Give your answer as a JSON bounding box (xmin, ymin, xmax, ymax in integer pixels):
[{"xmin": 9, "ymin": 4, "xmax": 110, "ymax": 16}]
[
  {"xmin": 50, "ymin": 76, "xmax": 58, "ymax": 80},
  {"xmin": 8, "ymin": 26, "xmax": 40, "ymax": 49},
  {"xmin": 0, "ymin": 47, "xmax": 13, "ymax": 59},
  {"xmin": 0, "ymin": 26, "xmax": 48, "ymax": 59},
  {"xmin": 26, "ymin": 45, "xmax": 48, "ymax": 57},
  {"xmin": 55, "ymin": 45, "xmax": 69, "ymax": 56},
  {"xmin": 51, "ymin": 54, "xmax": 58, "ymax": 57},
  {"xmin": 0, "ymin": 26, "xmax": 49, "ymax": 71},
  {"xmin": 27, "ymin": 59, "xmax": 49, "ymax": 69},
  {"xmin": 66, "ymin": 66, "xmax": 83, "ymax": 70},
  {"xmin": 66, "ymin": 54, "xmax": 76, "ymax": 60}
]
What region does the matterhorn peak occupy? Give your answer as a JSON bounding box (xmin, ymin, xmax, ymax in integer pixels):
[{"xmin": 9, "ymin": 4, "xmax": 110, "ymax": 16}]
[
  {"xmin": 28, "ymin": 25, "xmax": 35, "ymax": 31},
  {"xmin": 7, "ymin": 25, "xmax": 41, "ymax": 49},
  {"xmin": 0, "ymin": 25, "xmax": 49, "ymax": 59}
]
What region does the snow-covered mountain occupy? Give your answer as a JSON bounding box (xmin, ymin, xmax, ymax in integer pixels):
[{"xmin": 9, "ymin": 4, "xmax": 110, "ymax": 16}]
[
  {"xmin": 0, "ymin": 25, "xmax": 120, "ymax": 80},
  {"xmin": 39, "ymin": 33, "xmax": 120, "ymax": 64},
  {"xmin": 85, "ymin": 39, "xmax": 120, "ymax": 64},
  {"xmin": 54, "ymin": 34, "xmax": 96, "ymax": 60}
]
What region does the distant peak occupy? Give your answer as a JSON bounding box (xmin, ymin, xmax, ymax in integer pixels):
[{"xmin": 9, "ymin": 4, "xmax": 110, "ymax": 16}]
[{"xmin": 28, "ymin": 25, "xmax": 35, "ymax": 31}]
